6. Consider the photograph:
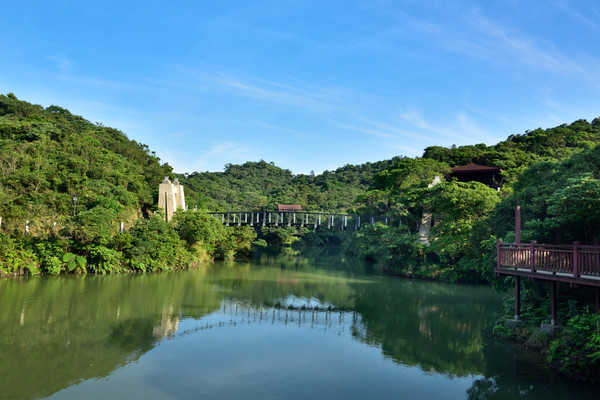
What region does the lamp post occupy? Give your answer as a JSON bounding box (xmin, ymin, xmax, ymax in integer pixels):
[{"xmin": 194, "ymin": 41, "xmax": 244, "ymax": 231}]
[{"xmin": 72, "ymin": 193, "xmax": 78, "ymax": 216}]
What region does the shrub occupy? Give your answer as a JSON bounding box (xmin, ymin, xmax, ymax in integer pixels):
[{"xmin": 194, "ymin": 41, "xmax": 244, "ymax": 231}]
[{"xmin": 547, "ymin": 312, "xmax": 600, "ymax": 382}]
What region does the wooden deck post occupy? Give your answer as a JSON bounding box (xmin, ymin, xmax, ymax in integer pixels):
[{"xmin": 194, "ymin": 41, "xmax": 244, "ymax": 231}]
[
  {"xmin": 551, "ymin": 281, "xmax": 557, "ymax": 325},
  {"xmin": 531, "ymin": 240, "xmax": 537, "ymax": 272},
  {"xmin": 497, "ymin": 239, "xmax": 502, "ymax": 268},
  {"xmin": 573, "ymin": 241, "xmax": 580, "ymax": 278},
  {"xmin": 515, "ymin": 205, "xmax": 521, "ymax": 244},
  {"xmin": 595, "ymin": 243, "xmax": 600, "ymax": 277},
  {"xmin": 514, "ymin": 276, "xmax": 521, "ymax": 320}
]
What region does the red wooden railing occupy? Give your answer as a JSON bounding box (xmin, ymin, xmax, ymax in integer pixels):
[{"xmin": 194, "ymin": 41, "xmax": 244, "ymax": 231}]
[{"xmin": 497, "ymin": 240, "xmax": 600, "ymax": 280}]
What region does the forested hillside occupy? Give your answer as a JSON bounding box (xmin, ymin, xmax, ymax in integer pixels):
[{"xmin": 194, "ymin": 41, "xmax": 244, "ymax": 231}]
[
  {"xmin": 180, "ymin": 158, "xmax": 404, "ymax": 212},
  {"xmin": 349, "ymin": 117, "xmax": 600, "ymax": 279},
  {"xmin": 0, "ymin": 94, "xmax": 256, "ymax": 275},
  {"xmin": 344, "ymin": 118, "xmax": 600, "ymax": 382},
  {"xmin": 422, "ymin": 118, "xmax": 600, "ymax": 186},
  {"xmin": 0, "ymin": 93, "xmax": 172, "ymax": 233},
  {"xmin": 1, "ymin": 94, "xmax": 599, "ymax": 381}
]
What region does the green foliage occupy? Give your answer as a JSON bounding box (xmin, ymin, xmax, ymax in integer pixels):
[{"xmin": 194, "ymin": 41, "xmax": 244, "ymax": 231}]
[
  {"xmin": 300, "ymin": 228, "xmax": 346, "ymax": 246},
  {"xmin": 174, "ymin": 210, "xmax": 229, "ymax": 252},
  {"xmin": 491, "ymin": 322, "xmax": 514, "ymax": 339},
  {"xmin": 124, "ymin": 214, "xmax": 189, "ymax": 271},
  {"xmin": 423, "ymin": 118, "xmax": 600, "ymax": 170},
  {"xmin": 62, "ymin": 252, "xmax": 87, "ymax": 272},
  {"xmin": 353, "ymin": 158, "xmax": 450, "ymax": 231},
  {"xmin": 0, "ymin": 95, "xmax": 260, "ymax": 275},
  {"xmin": 86, "ymin": 245, "xmax": 123, "ymax": 274},
  {"xmin": 427, "ymin": 181, "xmax": 500, "ymax": 266},
  {"xmin": 371, "ymin": 158, "xmax": 450, "ymax": 192},
  {"xmin": 260, "ymin": 227, "xmax": 301, "ymax": 247},
  {"xmin": 344, "ymin": 223, "xmax": 425, "ymax": 274},
  {"xmin": 547, "ymin": 313, "xmax": 600, "ymax": 382},
  {"xmin": 0, "ymin": 233, "xmax": 39, "ymax": 274},
  {"xmin": 488, "ymin": 144, "xmax": 600, "ymax": 244},
  {"xmin": 180, "ymin": 158, "xmax": 404, "ymax": 213},
  {"xmin": 173, "ymin": 210, "xmax": 256, "ymax": 260},
  {"xmin": 33, "ymin": 237, "xmax": 70, "ymax": 274},
  {"xmin": 0, "ymin": 94, "xmax": 172, "ymax": 236}
]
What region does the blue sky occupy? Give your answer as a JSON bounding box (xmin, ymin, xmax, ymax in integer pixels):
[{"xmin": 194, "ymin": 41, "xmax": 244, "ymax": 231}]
[{"xmin": 2, "ymin": 0, "xmax": 599, "ymax": 174}]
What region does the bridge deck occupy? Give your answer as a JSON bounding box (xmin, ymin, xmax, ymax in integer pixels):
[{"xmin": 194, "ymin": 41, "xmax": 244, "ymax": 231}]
[
  {"xmin": 208, "ymin": 211, "xmax": 398, "ymax": 230},
  {"xmin": 495, "ymin": 240, "xmax": 600, "ymax": 287}
]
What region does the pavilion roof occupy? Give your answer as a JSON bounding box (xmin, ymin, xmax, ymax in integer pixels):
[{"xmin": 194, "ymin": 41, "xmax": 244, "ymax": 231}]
[{"xmin": 450, "ymin": 164, "xmax": 501, "ymax": 173}]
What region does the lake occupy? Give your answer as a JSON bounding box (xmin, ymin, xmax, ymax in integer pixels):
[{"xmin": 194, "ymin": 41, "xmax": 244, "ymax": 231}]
[{"xmin": 0, "ymin": 248, "xmax": 597, "ymax": 399}]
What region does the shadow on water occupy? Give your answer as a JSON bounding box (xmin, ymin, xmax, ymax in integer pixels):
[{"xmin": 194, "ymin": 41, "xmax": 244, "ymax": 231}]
[{"xmin": 0, "ymin": 247, "xmax": 597, "ymax": 399}]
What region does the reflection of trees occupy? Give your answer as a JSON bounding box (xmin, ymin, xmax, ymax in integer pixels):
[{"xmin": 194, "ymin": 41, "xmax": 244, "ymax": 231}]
[
  {"xmin": 4, "ymin": 248, "xmax": 576, "ymax": 400},
  {"xmin": 212, "ymin": 254, "xmax": 504, "ymax": 378},
  {"xmin": 350, "ymin": 279, "xmax": 503, "ymax": 377},
  {"xmin": 0, "ymin": 271, "xmax": 221, "ymax": 400},
  {"xmin": 465, "ymin": 335, "xmax": 598, "ymax": 400}
]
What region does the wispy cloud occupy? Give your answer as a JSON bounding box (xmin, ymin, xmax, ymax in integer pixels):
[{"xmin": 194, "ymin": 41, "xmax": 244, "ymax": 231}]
[
  {"xmin": 248, "ymin": 119, "xmax": 321, "ymax": 141},
  {"xmin": 466, "ymin": 11, "xmax": 566, "ymax": 71},
  {"xmin": 553, "ymin": 1, "xmax": 599, "ymax": 29},
  {"xmin": 163, "ymin": 142, "xmax": 254, "ymax": 173},
  {"xmin": 455, "ymin": 112, "xmax": 497, "ymax": 143},
  {"xmin": 48, "ymin": 55, "xmax": 71, "ymax": 78},
  {"xmin": 404, "ymin": 4, "xmax": 599, "ymax": 87},
  {"xmin": 202, "ymin": 142, "xmax": 251, "ymax": 159},
  {"xmin": 175, "ymin": 67, "xmax": 347, "ymax": 113},
  {"xmin": 398, "ymin": 109, "xmax": 473, "ymax": 142}
]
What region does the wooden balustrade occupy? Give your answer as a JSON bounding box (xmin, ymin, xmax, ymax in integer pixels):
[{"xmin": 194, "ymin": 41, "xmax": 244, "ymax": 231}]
[{"xmin": 496, "ymin": 240, "xmax": 600, "ymax": 287}]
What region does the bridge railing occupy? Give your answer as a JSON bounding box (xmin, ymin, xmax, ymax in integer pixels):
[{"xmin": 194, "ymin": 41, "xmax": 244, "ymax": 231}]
[
  {"xmin": 207, "ymin": 211, "xmax": 397, "ymax": 229},
  {"xmin": 496, "ymin": 240, "xmax": 600, "ymax": 279}
]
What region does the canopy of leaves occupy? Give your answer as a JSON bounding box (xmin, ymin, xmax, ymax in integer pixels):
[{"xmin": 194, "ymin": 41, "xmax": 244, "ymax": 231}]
[
  {"xmin": 488, "ymin": 143, "xmax": 600, "ymax": 244},
  {"xmin": 180, "ymin": 158, "xmax": 405, "ymax": 213},
  {"xmin": 423, "ymin": 118, "xmax": 600, "ymax": 169},
  {"xmin": 0, "ymin": 93, "xmax": 173, "ymax": 234}
]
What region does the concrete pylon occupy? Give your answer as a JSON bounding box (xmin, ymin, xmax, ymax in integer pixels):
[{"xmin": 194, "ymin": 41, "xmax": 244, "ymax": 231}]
[
  {"xmin": 418, "ymin": 175, "xmax": 442, "ymax": 245},
  {"xmin": 158, "ymin": 177, "xmax": 186, "ymax": 221},
  {"xmin": 174, "ymin": 178, "xmax": 186, "ymax": 211}
]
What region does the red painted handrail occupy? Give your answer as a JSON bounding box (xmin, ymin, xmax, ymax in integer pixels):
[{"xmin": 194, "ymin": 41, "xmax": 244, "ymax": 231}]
[{"xmin": 497, "ymin": 240, "xmax": 600, "ymax": 278}]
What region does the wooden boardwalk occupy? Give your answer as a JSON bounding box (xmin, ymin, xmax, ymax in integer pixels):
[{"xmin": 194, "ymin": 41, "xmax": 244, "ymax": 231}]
[
  {"xmin": 208, "ymin": 211, "xmax": 397, "ymax": 230},
  {"xmin": 495, "ymin": 240, "xmax": 600, "ymax": 287}
]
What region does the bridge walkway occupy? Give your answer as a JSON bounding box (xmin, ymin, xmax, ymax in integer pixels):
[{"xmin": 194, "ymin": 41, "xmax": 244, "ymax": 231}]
[{"xmin": 208, "ymin": 211, "xmax": 398, "ymax": 230}]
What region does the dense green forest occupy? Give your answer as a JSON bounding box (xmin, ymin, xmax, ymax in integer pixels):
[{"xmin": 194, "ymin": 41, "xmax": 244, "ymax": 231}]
[
  {"xmin": 1, "ymin": 94, "xmax": 599, "ymax": 381},
  {"xmin": 180, "ymin": 158, "xmax": 403, "ymax": 212},
  {"xmin": 0, "ymin": 94, "xmax": 256, "ymax": 274}
]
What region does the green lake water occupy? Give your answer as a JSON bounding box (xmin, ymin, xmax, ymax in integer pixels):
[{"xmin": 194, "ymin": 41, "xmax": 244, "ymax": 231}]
[{"xmin": 0, "ymin": 248, "xmax": 597, "ymax": 400}]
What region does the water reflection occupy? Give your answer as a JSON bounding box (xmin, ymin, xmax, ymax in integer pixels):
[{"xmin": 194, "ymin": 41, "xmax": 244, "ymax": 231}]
[
  {"xmin": 0, "ymin": 249, "xmax": 597, "ymax": 400},
  {"xmin": 171, "ymin": 298, "xmax": 362, "ymax": 341}
]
